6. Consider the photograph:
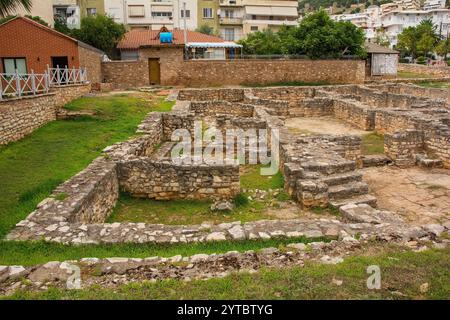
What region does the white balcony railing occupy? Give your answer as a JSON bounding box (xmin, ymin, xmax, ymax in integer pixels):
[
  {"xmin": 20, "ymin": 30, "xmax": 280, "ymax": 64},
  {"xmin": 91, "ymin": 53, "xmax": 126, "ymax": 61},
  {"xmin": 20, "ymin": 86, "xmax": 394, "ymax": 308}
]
[
  {"xmin": 0, "ymin": 71, "xmax": 49, "ymax": 100},
  {"xmin": 47, "ymin": 66, "xmax": 88, "ymax": 86}
]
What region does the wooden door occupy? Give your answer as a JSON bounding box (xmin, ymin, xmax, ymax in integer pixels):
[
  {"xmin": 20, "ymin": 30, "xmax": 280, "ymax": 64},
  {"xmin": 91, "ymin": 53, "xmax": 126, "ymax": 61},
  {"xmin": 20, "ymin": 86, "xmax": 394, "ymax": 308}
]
[{"xmin": 148, "ymin": 58, "xmax": 160, "ymax": 85}]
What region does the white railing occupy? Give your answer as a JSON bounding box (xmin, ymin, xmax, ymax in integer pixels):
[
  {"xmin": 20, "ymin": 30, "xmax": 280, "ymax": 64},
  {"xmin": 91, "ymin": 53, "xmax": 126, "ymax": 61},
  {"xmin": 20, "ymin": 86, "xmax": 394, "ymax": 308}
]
[
  {"xmin": 47, "ymin": 65, "xmax": 88, "ymax": 86},
  {"xmin": 0, "ymin": 70, "xmax": 49, "ymax": 100}
]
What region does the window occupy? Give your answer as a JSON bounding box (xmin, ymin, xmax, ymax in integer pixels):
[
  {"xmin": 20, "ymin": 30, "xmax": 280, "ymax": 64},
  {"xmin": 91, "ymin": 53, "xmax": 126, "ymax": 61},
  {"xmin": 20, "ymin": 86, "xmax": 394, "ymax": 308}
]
[
  {"xmin": 181, "ymin": 9, "xmax": 190, "ymax": 18},
  {"xmin": 224, "ymin": 28, "xmax": 235, "ymax": 41},
  {"xmin": 203, "ymin": 8, "xmax": 213, "ymax": 18},
  {"xmin": 86, "ymin": 8, "xmax": 97, "ymax": 16},
  {"xmin": 2, "ymin": 58, "xmax": 27, "ymax": 74},
  {"xmin": 250, "ymin": 26, "xmax": 258, "ymax": 31},
  {"xmin": 152, "ymin": 12, "xmax": 172, "ymax": 17},
  {"xmin": 128, "ymin": 5, "xmax": 145, "ymax": 17},
  {"xmin": 225, "ymin": 10, "xmax": 234, "ymax": 18}
]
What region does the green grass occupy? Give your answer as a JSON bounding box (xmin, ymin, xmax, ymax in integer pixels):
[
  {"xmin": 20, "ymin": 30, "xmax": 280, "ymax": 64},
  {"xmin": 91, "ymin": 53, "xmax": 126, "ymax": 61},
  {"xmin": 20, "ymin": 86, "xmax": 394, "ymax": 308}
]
[
  {"xmin": 416, "ymin": 81, "xmax": 450, "ymax": 89},
  {"xmin": 242, "ymin": 81, "xmax": 330, "ymax": 87},
  {"xmin": 107, "ymin": 191, "xmax": 289, "ymax": 225},
  {"xmin": 240, "ymin": 164, "xmax": 285, "ymax": 190},
  {"xmin": 0, "ymin": 93, "xmax": 172, "ymax": 238},
  {"xmin": 362, "ymin": 132, "xmax": 384, "ymax": 155},
  {"xmin": 0, "ymin": 236, "xmax": 328, "ymax": 266},
  {"xmin": 397, "ymin": 71, "xmax": 433, "ymax": 79},
  {"xmin": 4, "ymin": 246, "xmax": 449, "ymax": 300}
]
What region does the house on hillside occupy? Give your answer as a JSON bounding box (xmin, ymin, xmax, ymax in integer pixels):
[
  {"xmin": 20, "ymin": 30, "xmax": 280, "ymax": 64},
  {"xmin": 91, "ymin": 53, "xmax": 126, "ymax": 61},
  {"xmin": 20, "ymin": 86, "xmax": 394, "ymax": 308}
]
[
  {"xmin": 0, "ymin": 16, "xmax": 105, "ymax": 84},
  {"xmin": 115, "ymin": 28, "xmax": 242, "ymax": 85}
]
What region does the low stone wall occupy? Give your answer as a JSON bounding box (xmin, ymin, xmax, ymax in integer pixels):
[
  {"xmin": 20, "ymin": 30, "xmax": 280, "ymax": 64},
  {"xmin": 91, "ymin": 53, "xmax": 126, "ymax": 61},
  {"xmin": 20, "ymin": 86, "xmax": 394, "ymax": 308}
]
[
  {"xmin": 0, "ymin": 83, "xmax": 91, "ymax": 145},
  {"xmin": 190, "ymin": 101, "xmax": 254, "ymax": 117},
  {"xmin": 398, "ymin": 63, "xmax": 450, "ymax": 77},
  {"xmin": 102, "ymin": 61, "xmax": 149, "ymax": 89},
  {"xmin": 374, "ymin": 110, "xmax": 418, "ymax": 134},
  {"xmin": 333, "ymin": 99, "xmax": 375, "ymax": 130},
  {"xmin": 384, "ymin": 130, "xmax": 424, "ymax": 167},
  {"xmin": 289, "ymin": 98, "xmax": 334, "ymax": 117},
  {"xmin": 424, "ymin": 129, "xmax": 450, "ymax": 168},
  {"xmin": 178, "ymin": 88, "xmax": 246, "ymax": 102},
  {"xmin": 371, "ymin": 83, "xmax": 450, "ymax": 106},
  {"xmin": 118, "ymin": 158, "xmax": 240, "ymax": 200}
]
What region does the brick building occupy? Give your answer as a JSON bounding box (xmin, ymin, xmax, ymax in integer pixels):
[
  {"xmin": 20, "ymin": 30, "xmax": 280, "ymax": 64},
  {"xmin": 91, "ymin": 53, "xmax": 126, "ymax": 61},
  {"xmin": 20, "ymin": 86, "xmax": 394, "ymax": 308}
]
[{"xmin": 0, "ymin": 16, "xmax": 104, "ymax": 84}]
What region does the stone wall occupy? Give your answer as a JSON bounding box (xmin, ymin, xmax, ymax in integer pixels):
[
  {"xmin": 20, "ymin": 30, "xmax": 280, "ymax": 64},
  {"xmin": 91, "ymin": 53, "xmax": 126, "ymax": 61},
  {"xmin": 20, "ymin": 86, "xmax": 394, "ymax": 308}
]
[
  {"xmin": 118, "ymin": 158, "xmax": 240, "ymax": 200},
  {"xmin": 178, "ymin": 88, "xmax": 246, "ymax": 102},
  {"xmin": 78, "ymin": 45, "xmax": 103, "ymax": 84},
  {"xmin": 190, "ymin": 101, "xmax": 254, "ymax": 117},
  {"xmin": 176, "ymin": 59, "xmax": 366, "ymax": 87},
  {"xmin": 333, "ymin": 100, "xmax": 375, "ymax": 131},
  {"xmin": 0, "ymin": 83, "xmax": 91, "ymax": 145},
  {"xmin": 384, "ymin": 130, "xmax": 424, "ymax": 167},
  {"xmin": 101, "ymin": 60, "xmax": 149, "ymax": 89},
  {"xmin": 289, "ymin": 98, "xmax": 334, "ymax": 117},
  {"xmin": 398, "ymin": 63, "xmax": 450, "ymax": 77}
]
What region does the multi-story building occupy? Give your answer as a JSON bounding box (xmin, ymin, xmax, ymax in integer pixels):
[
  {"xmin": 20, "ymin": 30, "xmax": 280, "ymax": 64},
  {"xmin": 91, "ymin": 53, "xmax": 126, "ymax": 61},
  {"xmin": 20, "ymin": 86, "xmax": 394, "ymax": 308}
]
[
  {"xmin": 5, "ymin": 0, "xmax": 55, "ymax": 26},
  {"xmin": 380, "ymin": 9, "xmax": 450, "ymax": 46},
  {"xmin": 197, "ymin": 0, "xmax": 221, "ymax": 32},
  {"xmin": 395, "ymin": 0, "xmax": 421, "ymax": 11},
  {"xmin": 219, "ymin": 0, "xmax": 245, "ymax": 41},
  {"xmin": 104, "ymin": 0, "xmax": 197, "ymax": 30},
  {"xmin": 423, "ymin": 0, "xmax": 447, "ymax": 11},
  {"xmin": 241, "ymin": 0, "xmax": 298, "ymax": 37}
]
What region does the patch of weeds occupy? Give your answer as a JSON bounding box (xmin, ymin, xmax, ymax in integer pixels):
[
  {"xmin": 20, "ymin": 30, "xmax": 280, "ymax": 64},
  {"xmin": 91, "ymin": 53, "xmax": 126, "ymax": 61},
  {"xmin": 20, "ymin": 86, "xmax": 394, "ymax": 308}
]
[
  {"xmin": 234, "ymin": 193, "xmax": 250, "ymax": 207},
  {"xmin": 53, "ymin": 192, "xmax": 69, "ymax": 201},
  {"xmin": 311, "ymin": 205, "xmax": 340, "ymax": 216},
  {"xmin": 362, "ymin": 132, "xmax": 384, "ymax": 155}
]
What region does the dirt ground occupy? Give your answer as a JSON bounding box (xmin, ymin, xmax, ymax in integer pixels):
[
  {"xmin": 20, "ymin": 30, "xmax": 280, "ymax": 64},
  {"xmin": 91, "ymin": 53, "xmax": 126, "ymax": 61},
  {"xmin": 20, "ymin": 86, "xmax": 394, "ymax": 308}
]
[
  {"xmin": 285, "ymin": 116, "xmax": 369, "ymax": 136},
  {"xmin": 362, "ymin": 166, "xmax": 450, "ymax": 225}
]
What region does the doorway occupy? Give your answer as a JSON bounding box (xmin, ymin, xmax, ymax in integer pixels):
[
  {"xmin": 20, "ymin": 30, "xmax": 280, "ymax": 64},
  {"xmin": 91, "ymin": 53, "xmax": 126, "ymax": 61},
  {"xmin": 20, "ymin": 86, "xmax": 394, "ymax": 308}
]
[
  {"xmin": 51, "ymin": 56, "xmax": 69, "ymax": 68},
  {"xmin": 148, "ymin": 58, "xmax": 160, "ymax": 85}
]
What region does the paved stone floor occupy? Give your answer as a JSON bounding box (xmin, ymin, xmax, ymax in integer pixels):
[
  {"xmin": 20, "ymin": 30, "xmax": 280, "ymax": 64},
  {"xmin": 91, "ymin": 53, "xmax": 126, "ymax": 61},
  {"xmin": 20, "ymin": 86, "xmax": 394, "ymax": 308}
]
[
  {"xmin": 362, "ymin": 166, "xmax": 450, "ymax": 226},
  {"xmin": 285, "ymin": 116, "xmax": 370, "ymax": 136}
]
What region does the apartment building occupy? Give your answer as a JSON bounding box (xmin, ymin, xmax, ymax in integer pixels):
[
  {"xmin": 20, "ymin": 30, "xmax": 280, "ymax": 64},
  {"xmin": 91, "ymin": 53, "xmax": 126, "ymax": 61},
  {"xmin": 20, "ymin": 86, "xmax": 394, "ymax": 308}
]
[
  {"xmin": 380, "ymin": 9, "xmax": 450, "ymax": 46},
  {"xmin": 424, "ymin": 0, "xmax": 447, "ymax": 11},
  {"xmin": 104, "ymin": 0, "xmax": 197, "ymax": 30},
  {"xmin": 5, "ymin": 0, "xmax": 54, "ymax": 26},
  {"xmin": 218, "ymin": 0, "xmax": 244, "ymax": 41},
  {"xmin": 53, "ymin": 1, "xmax": 104, "ymax": 23},
  {"xmin": 197, "ymin": 0, "xmax": 221, "ymax": 31}
]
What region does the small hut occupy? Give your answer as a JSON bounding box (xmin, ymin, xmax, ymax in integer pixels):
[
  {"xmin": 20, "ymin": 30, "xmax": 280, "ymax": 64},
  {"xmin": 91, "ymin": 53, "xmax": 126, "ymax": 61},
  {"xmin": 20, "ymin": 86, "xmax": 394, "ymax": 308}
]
[{"xmin": 365, "ymin": 42, "xmax": 399, "ymax": 78}]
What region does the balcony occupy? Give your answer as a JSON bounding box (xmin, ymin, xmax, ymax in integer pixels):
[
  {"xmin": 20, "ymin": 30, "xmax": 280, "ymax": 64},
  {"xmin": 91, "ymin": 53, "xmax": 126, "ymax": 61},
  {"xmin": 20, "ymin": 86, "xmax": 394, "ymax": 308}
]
[
  {"xmin": 219, "ymin": 0, "xmax": 242, "ymax": 6},
  {"xmin": 220, "ymin": 17, "xmax": 243, "ymax": 25},
  {"xmin": 243, "ymin": 19, "xmax": 298, "ymax": 26}
]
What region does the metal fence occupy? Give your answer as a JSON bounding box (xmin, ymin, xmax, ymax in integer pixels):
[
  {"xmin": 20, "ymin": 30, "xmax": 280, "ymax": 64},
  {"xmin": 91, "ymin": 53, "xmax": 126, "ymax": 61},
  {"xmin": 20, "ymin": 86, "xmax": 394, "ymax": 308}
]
[{"xmin": 0, "ymin": 67, "xmax": 88, "ymax": 100}]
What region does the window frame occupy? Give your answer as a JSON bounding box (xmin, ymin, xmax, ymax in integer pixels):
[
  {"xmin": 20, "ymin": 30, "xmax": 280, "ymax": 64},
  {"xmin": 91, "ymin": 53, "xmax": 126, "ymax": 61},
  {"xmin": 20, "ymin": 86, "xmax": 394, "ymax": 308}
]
[{"xmin": 2, "ymin": 57, "xmax": 27, "ymax": 74}]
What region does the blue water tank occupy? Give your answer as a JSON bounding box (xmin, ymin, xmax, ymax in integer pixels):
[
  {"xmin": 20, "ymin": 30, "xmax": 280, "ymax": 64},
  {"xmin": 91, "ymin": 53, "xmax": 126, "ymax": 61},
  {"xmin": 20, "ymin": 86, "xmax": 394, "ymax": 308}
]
[{"xmin": 160, "ymin": 32, "xmax": 173, "ymax": 44}]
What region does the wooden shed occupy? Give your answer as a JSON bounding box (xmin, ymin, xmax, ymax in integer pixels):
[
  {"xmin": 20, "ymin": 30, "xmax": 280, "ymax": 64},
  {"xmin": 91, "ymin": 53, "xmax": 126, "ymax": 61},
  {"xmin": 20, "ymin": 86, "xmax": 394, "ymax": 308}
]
[{"xmin": 365, "ymin": 42, "xmax": 399, "ymax": 78}]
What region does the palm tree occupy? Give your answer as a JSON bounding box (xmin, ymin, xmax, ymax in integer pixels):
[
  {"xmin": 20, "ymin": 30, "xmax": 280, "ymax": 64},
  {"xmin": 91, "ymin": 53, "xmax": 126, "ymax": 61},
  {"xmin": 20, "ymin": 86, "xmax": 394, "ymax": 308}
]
[{"xmin": 0, "ymin": 0, "xmax": 32, "ymax": 18}]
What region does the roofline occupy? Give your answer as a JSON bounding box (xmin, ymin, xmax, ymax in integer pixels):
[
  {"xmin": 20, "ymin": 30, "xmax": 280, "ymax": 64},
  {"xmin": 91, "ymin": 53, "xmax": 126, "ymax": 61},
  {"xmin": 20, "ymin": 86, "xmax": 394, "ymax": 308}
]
[{"xmin": 0, "ymin": 16, "xmax": 105, "ymax": 55}]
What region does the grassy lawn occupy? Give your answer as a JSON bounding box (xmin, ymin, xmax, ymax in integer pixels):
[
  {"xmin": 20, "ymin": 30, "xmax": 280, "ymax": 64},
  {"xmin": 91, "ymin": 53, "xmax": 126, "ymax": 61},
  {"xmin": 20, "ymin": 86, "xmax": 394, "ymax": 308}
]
[
  {"xmin": 0, "ymin": 236, "xmax": 328, "ymax": 267},
  {"xmin": 397, "ymin": 71, "xmax": 433, "ymax": 79},
  {"xmin": 4, "ymin": 246, "xmax": 449, "ymax": 300},
  {"xmin": 0, "ymin": 92, "xmax": 173, "ymax": 238},
  {"xmin": 362, "ymin": 133, "xmax": 384, "ymax": 155},
  {"xmin": 416, "ymin": 81, "xmax": 450, "ymax": 89},
  {"xmin": 240, "ymin": 164, "xmax": 285, "ymax": 190}
]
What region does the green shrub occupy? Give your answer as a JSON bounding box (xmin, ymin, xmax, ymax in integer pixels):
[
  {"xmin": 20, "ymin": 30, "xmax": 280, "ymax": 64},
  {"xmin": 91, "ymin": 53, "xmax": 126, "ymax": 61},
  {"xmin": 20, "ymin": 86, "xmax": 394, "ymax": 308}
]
[
  {"xmin": 416, "ymin": 56, "xmax": 426, "ymax": 65},
  {"xmin": 233, "ymin": 193, "xmax": 249, "ymax": 207}
]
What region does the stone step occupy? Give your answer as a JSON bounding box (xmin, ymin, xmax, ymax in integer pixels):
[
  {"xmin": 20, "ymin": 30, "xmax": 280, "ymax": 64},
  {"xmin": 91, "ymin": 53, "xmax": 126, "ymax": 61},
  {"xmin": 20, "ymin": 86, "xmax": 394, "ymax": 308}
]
[
  {"xmin": 362, "ymin": 155, "xmax": 391, "ymax": 168},
  {"xmin": 328, "ymin": 181, "xmax": 369, "ymax": 200},
  {"xmin": 302, "ymin": 160, "xmax": 356, "ymax": 175},
  {"xmin": 330, "ymin": 194, "xmax": 377, "ymax": 208},
  {"xmin": 320, "ymin": 171, "xmax": 363, "ymax": 186}
]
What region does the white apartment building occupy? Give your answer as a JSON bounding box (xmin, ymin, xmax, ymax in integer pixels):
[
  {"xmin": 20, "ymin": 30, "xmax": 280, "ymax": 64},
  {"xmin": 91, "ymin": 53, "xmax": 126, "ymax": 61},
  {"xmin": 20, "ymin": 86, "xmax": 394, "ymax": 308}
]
[
  {"xmin": 380, "ymin": 9, "xmax": 450, "ymax": 46},
  {"xmin": 332, "ymin": 6, "xmax": 381, "ymax": 40},
  {"xmin": 424, "ymin": 0, "xmax": 447, "ymax": 11},
  {"xmin": 104, "ymin": 0, "xmax": 198, "ymax": 30}
]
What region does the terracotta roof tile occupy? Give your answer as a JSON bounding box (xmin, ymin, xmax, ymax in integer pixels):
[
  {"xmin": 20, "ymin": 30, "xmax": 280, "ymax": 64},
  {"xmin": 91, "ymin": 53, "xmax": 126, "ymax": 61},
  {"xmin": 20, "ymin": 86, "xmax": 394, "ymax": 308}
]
[{"xmin": 117, "ymin": 29, "xmax": 225, "ymax": 50}]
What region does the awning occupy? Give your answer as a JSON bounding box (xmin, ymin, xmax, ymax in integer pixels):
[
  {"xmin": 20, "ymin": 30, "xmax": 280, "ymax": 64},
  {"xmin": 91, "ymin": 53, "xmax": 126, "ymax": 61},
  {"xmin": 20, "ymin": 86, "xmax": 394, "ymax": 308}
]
[
  {"xmin": 245, "ymin": 6, "xmax": 298, "ymax": 17},
  {"xmin": 186, "ymin": 42, "xmax": 243, "ymax": 48}
]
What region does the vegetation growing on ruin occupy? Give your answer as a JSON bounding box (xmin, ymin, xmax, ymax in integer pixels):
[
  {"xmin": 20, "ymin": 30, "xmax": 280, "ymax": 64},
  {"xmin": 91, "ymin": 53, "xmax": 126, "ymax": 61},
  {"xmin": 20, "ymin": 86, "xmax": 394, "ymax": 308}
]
[{"xmin": 362, "ymin": 133, "xmax": 385, "ymax": 155}]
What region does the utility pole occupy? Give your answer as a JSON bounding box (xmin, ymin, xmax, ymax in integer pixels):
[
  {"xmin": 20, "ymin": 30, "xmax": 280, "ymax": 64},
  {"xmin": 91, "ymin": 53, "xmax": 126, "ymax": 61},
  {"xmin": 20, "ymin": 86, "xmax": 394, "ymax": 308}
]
[{"xmin": 183, "ymin": 2, "xmax": 187, "ymax": 59}]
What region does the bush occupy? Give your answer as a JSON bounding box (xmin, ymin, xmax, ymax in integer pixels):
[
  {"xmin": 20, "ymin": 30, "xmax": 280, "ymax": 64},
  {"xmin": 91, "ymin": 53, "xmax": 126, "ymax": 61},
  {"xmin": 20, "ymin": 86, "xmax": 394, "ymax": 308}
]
[
  {"xmin": 447, "ymin": 60, "xmax": 450, "ymax": 67},
  {"xmin": 416, "ymin": 56, "xmax": 426, "ymax": 65},
  {"xmin": 233, "ymin": 193, "xmax": 249, "ymax": 207},
  {"xmin": 399, "ymin": 58, "xmax": 410, "ymax": 63}
]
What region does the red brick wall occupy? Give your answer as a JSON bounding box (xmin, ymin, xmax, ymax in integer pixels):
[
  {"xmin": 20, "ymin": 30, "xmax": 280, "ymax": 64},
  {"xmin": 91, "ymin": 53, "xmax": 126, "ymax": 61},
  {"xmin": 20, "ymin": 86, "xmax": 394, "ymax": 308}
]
[{"xmin": 0, "ymin": 18, "xmax": 80, "ymax": 74}]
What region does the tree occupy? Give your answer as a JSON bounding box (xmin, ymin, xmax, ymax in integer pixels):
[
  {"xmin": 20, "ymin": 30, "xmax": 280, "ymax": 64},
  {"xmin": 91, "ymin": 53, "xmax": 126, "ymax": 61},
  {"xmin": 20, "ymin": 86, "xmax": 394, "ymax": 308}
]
[
  {"xmin": 71, "ymin": 14, "xmax": 126, "ymax": 56},
  {"xmin": 397, "ymin": 19, "xmax": 439, "ymax": 60},
  {"xmin": 238, "ymin": 10, "xmax": 365, "ymax": 59},
  {"xmin": 237, "ymin": 29, "xmax": 283, "ymax": 55},
  {"xmin": 435, "ymin": 37, "xmax": 450, "ymax": 59},
  {"xmin": 195, "ymin": 24, "xmax": 217, "ymax": 36},
  {"xmin": 0, "ymin": 0, "xmax": 31, "ymax": 18},
  {"xmin": 0, "ymin": 14, "xmax": 48, "ymax": 26},
  {"xmin": 375, "ymin": 28, "xmax": 390, "ymax": 48},
  {"xmin": 54, "ymin": 15, "xmax": 72, "ymax": 35}
]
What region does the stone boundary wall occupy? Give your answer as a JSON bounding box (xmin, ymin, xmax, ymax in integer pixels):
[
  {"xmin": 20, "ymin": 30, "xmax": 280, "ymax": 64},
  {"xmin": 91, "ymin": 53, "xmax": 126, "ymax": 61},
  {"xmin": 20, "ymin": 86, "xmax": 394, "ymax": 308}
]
[
  {"xmin": 369, "ymin": 83, "xmax": 450, "ymax": 106},
  {"xmin": 176, "ymin": 60, "xmax": 366, "ymax": 87},
  {"xmin": 384, "ymin": 130, "xmax": 424, "ymax": 167},
  {"xmin": 102, "ymin": 61, "xmax": 149, "ymax": 89},
  {"xmin": 0, "ymin": 83, "xmax": 91, "ymax": 145},
  {"xmin": 398, "ymin": 63, "xmax": 450, "ymax": 77}
]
